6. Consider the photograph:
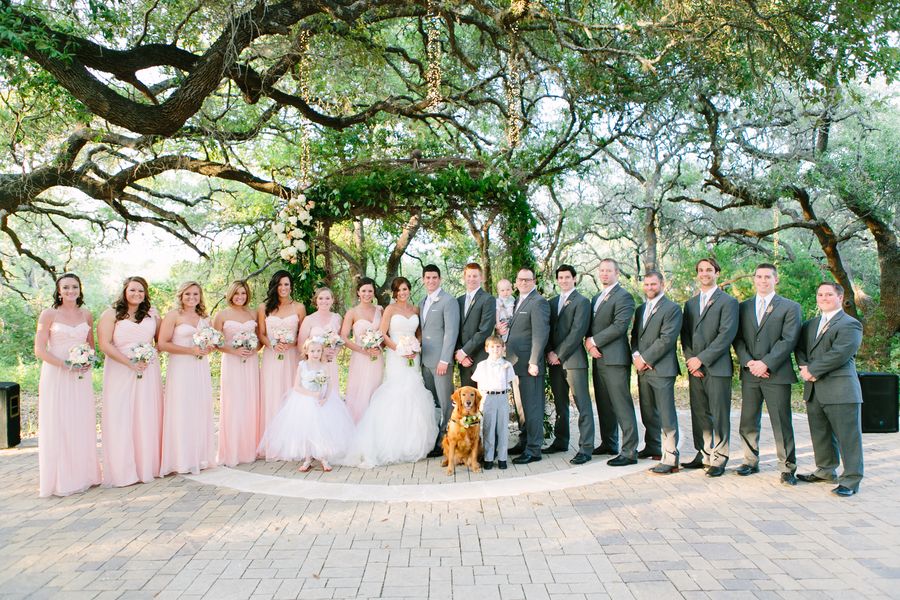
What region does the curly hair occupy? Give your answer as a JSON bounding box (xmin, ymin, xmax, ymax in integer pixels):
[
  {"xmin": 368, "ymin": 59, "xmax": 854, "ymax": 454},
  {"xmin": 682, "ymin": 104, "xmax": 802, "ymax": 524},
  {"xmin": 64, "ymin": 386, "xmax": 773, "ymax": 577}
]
[
  {"xmin": 175, "ymin": 281, "xmax": 208, "ymax": 317},
  {"xmin": 52, "ymin": 273, "xmax": 85, "ymax": 308},
  {"xmin": 114, "ymin": 276, "xmax": 152, "ymax": 322}
]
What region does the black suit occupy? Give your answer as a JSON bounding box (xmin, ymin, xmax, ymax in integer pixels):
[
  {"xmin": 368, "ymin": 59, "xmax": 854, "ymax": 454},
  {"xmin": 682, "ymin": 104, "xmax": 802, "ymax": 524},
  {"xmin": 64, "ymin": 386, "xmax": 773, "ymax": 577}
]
[
  {"xmin": 547, "ymin": 290, "xmax": 593, "ymax": 454},
  {"xmin": 456, "ymin": 288, "xmax": 496, "ymax": 387}
]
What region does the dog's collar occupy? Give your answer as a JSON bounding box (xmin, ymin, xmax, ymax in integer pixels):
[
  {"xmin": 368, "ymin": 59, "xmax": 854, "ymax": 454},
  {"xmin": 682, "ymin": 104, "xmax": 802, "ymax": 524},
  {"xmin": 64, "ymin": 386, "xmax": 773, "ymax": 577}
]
[{"xmin": 454, "ymin": 412, "xmax": 483, "ymax": 428}]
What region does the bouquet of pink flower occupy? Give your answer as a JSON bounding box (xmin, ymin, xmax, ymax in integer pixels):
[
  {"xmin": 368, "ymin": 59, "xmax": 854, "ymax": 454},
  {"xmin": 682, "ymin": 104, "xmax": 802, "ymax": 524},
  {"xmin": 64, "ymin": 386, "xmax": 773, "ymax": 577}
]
[
  {"xmin": 359, "ymin": 328, "xmax": 384, "ymax": 361},
  {"xmin": 396, "ymin": 335, "xmax": 421, "ymax": 367},
  {"xmin": 230, "ymin": 330, "xmax": 258, "ymax": 363},
  {"xmin": 320, "ymin": 327, "xmax": 344, "ymax": 350},
  {"xmin": 192, "ymin": 326, "xmax": 224, "ymax": 359},
  {"xmin": 271, "ymin": 327, "xmax": 296, "ymax": 360},
  {"xmin": 129, "ymin": 343, "xmax": 156, "ymax": 379},
  {"xmin": 65, "ymin": 344, "xmax": 99, "ymax": 379}
]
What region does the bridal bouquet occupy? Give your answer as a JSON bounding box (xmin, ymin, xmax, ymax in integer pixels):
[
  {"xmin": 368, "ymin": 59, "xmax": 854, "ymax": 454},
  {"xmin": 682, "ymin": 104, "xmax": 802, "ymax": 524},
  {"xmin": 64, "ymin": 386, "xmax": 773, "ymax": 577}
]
[
  {"xmin": 128, "ymin": 343, "xmax": 156, "ymax": 379},
  {"xmin": 192, "ymin": 326, "xmax": 224, "ymax": 359},
  {"xmin": 396, "ymin": 336, "xmax": 421, "ymax": 367},
  {"xmin": 359, "ymin": 329, "xmax": 384, "ymax": 361},
  {"xmin": 271, "ymin": 327, "xmax": 296, "ymax": 360},
  {"xmin": 230, "ymin": 330, "xmax": 258, "ymax": 363},
  {"xmin": 65, "ymin": 344, "xmax": 99, "ymax": 379}
]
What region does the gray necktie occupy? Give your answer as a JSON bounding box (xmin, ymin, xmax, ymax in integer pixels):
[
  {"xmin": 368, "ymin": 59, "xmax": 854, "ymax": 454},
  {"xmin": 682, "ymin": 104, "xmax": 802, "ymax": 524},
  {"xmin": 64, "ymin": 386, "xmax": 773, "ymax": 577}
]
[{"xmin": 816, "ymin": 315, "xmax": 830, "ymax": 338}]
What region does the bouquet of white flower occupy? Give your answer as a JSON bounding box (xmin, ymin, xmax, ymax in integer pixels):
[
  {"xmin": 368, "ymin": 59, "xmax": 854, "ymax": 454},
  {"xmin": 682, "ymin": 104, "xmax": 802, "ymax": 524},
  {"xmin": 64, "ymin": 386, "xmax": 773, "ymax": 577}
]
[
  {"xmin": 65, "ymin": 344, "xmax": 99, "ymax": 379},
  {"xmin": 129, "ymin": 343, "xmax": 156, "ymax": 379},
  {"xmin": 359, "ymin": 328, "xmax": 384, "ymax": 361},
  {"xmin": 311, "ymin": 371, "xmax": 329, "ymax": 391},
  {"xmin": 396, "ymin": 336, "xmax": 421, "ymax": 367},
  {"xmin": 320, "ymin": 327, "xmax": 344, "ymax": 350},
  {"xmin": 230, "ymin": 330, "xmax": 258, "ymax": 363},
  {"xmin": 271, "ymin": 327, "xmax": 296, "ymax": 360},
  {"xmin": 192, "ymin": 326, "xmax": 224, "ymax": 359}
]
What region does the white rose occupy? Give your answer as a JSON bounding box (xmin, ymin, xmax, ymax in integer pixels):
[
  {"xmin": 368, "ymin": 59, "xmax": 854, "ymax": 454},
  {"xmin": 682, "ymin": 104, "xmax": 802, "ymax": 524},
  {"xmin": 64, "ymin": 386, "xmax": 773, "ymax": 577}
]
[
  {"xmin": 280, "ymin": 248, "xmax": 294, "ymax": 260},
  {"xmin": 293, "ymin": 239, "xmax": 308, "ymax": 252},
  {"xmin": 299, "ymin": 214, "xmax": 313, "ymax": 226},
  {"xmin": 289, "ymin": 215, "xmax": 298, "ymax": 225},
  {"xmin": 296, "ymin": 194, "xmax": 306, "ymax": 202},
  {"xmin": 290, "ymin": 228, "xmax": 305, "ymax": 239},
  {"xmin": 272, "ymin": 222, "xmax": 285, "ymax": 233}
]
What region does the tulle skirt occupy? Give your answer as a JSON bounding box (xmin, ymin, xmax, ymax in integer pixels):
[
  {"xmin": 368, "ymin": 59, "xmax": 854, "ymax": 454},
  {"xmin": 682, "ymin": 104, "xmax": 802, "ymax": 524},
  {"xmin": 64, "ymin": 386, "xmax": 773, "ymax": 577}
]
[{"xmin": 257, "ymin": 390, "xmax": 355, "ymax": 462}]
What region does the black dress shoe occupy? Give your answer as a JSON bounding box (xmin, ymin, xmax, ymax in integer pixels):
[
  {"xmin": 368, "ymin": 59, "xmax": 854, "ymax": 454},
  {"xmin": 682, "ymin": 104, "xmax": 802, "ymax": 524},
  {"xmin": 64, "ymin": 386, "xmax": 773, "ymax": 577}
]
[
  {"xmin": 508, "ymin": 442, "xmax": 527, "ymax": 456},
  {"xmin": 498, "ymin": 461, "xmax": 508, "ymax": 470},
  {"xmin": 426, "ymin": 448, "xmax": 443, "ymax": 459},
  {"xmin": 682, "ymin": 456, "xmax": 706, "ymax": 469},
  {"xmin": 832, "ymin": 485, "xmax": 857, "ymax": 497},
  {"xmin": 569, "ymin": 452, "xmax": 591, "ymax": 465},
  {"xmin": 483, "ymin": 461, "xmax": 493, "ymax": 470},
  {"xmin": 607, "ymin": 455, "xmax": 638, "ymax": 467},
  {"xmin": 592, "ymin": 445, "xmax": 618, "ymax": 456},
  {"xmin": 797, "ymin": 473, "xmax": 836, "ymax": 484},
  {"xmin": 649, "ymin": 463, "xmax": 679, "ymax": 475},
  {"xmin": 543, "ymin": 442, "xmax": 568, "ymax": 454},
  {"xmin": 781, "ymin": 472, "xmax": 798, "ymax": 486},
  {"xmin": 705, "ymin": 465, "xmax": 726, "ymax": 477},
  {"xmin": 512, "ymin": 452, "xmax": 541, "ymax": 465},
  {"xmin": 735, "ymin": 464, "xmax": 760, "ymax": 476},
  {"xmin": 637, "ymin": 448, "xmax": 662, "ymax": 460}
]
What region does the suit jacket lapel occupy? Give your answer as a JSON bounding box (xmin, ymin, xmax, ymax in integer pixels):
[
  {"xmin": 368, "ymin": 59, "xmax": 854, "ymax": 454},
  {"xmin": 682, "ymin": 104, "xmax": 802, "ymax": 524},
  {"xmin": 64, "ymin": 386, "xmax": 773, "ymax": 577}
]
[
  {"xmin": 510, "ymin": 290, "xmax": 535, "ymax": 330},
  {"xmin": 756, "ymin": 295, "xmax": 778, "ymax": 331},
  {"xmin": 640, "ymin": 298, "xmax": 663, "ymax": 338},
  {"xmin": 810, "ymin": 310, "xmax": 843, "ymax": 351},
  {"xmin": 695, "ymin": 288, "xmax": 718, "ymax": 328}
]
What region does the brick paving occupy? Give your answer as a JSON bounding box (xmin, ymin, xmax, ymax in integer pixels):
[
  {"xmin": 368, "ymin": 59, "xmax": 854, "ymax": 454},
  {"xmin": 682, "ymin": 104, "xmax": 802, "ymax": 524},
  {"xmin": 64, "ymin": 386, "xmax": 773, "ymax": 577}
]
[{"xmin": 1, "ymin": 410, "xmax": 899, "ymax": 599}]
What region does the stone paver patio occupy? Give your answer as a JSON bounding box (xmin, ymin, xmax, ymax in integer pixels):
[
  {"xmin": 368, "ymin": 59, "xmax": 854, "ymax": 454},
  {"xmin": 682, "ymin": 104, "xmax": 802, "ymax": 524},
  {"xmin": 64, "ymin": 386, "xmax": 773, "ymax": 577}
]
[{"xmin": 1, "ymin": 410, "xmax": 899, "ymax": 599}]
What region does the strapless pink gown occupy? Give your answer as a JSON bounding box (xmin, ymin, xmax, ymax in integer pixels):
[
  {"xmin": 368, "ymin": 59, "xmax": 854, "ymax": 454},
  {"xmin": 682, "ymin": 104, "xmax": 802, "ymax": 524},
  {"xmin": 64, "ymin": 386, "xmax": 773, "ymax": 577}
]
[
  {"xmin": 38, "ymin": 322, "xmax": 101, "ymax": 497},
  {"xmin": 344, "ymin": 308, "xmax": 384, "ymax": 422},
  {"xmin": 218, "ymin": 319, "xmax": 260, "ymax": 466},
  {"xmin": 259, "ymin": 313, "xmax": 300, "ymax": 441},
  {"xmin": 307, "ymin": 313, "xmax": 343, "ymax": 402},
  {"xmin": 102, "ymin": 316, "xmax": 162, "ymax": 486},
  {"xmin": 160, "ymin": 321, "xmax": 215, "ymax": 475}
]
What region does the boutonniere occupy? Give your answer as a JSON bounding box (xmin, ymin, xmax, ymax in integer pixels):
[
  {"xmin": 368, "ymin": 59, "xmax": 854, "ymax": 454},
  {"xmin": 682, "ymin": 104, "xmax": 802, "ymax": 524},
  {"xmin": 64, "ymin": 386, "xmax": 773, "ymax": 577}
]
[
  {"xmin": 600, "ymin": 294, "xmax": 610, "ymax": 304},
  {"xmin": 564, "ymin": 299, "xmax": 571, "ymax": 307},
  {"xmin": 649, "ymin": 304, "xmax": 660, "ymax": 317},
  {"xmin": 765, "ymin": 305, "xmax": 774, "ymax": 315},
  {"xmin": 819, "ymin": 323, "xmax": 831, "ymax": 337}
]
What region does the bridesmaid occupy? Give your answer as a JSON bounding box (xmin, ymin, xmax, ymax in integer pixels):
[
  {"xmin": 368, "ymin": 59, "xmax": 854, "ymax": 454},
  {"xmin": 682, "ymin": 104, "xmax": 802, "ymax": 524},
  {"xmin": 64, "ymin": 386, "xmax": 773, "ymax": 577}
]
[
  {"xmin": 257, "ymin": 270, "xmax": 306, "ymax": 441},
  {"xmin": 34, "ymin": 273, "xmax": 101, "ymax": 497},
  {"xmin": 158, "ymin": 281, "xmax": 216, "ymax": 475},
  {"xmin": 299, "ymin": 287, "xmax": 343, "ymax": 395},
  {"xmin": 340, "ymin": 277, "xmax": 384, "ymax": 422},
  {"xmin": 98, "ymin": 276, "xmax": 163, "ymax": 487},
  {"xmin": 213, "ymin": 280, "xmax": 260, "ymax": 467}
]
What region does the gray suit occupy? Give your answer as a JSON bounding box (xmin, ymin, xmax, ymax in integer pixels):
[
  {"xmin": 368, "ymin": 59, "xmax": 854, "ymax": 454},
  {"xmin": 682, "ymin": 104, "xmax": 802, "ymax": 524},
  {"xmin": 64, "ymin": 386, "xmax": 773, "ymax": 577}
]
[
  {"xmin": 588, "ymin": 284, "xmax": 637, "ymax": 458},
  {"xmin": 456, "ymin": 288, "xmax": 496, "ymax": 387},
  {"xmin": 796, "ymin": 311, "xmax": 864, "ymax": 491},
  {"xmin": 631, "ymin": 296, "xmax": 682, "ymax": 466},
  {"xmin": 547, "ymin": 290, "xmax": 594, "ymax": 454},
  {"xmin": 733, "ymin": 294, "xmax": 801, "ymax": 473},
  {"xmin": 506, "ymin": 289, "xmax": 551, "ymax": 455},
  {"xmin": 420, "ymin": 289, "xmax": 460, "ymax": 440},
  {"xmin": 681, "ymin": 288, "xmax": 739, "ymax": 467}
]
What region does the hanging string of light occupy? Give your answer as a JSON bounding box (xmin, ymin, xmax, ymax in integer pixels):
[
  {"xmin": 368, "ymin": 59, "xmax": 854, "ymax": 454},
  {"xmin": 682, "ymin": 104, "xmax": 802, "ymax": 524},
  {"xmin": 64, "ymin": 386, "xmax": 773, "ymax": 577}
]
[
  {"xmin": 425, "ymin": 0, "xmax": 442, "ymax": 108},
  {"xmin": 505, "ymin": 1, "xmax": 528, "ymax": 148},
  {"xmin": 296, "ymin": 29, "xmax": 312, "ymax": 186}
]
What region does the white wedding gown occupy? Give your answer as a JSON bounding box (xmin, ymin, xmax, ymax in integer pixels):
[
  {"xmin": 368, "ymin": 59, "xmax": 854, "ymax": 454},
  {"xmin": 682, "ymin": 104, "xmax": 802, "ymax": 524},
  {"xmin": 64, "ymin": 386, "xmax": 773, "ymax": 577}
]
[{"xmin": 341, "ymin": 314, "xmax": 439, "ymax": 468}]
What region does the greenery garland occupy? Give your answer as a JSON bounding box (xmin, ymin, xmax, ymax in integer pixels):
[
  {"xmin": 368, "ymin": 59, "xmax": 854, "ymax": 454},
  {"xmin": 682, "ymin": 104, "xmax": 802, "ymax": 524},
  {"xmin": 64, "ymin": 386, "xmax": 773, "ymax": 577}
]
[{"xmin": 273, "ymin": 164, "xmax": 536, "ymax": 304}]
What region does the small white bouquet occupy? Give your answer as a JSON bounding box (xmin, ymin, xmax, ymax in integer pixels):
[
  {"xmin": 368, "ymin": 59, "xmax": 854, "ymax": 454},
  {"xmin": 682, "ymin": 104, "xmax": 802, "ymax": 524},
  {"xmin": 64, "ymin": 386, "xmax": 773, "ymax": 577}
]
[
  {"xmin": 65, "ymin": 344, "xmax": 99, "ymax": 379},
  {"xmin": 396, "ymin": 336, "xmax": 421, "ymax": 367},
  {"xmin": 271, "ymin": 327, "xmax": 296, "ymax": 360},
  {"xmin": 311, "ymin": 371, "xmax": 329, "ymax": 391},
  {"xmin": 129, "ymin": 343, "xmax": 156, "ymax": 379},
  {"xmin": 192, "ymin": 326, "xmax": 224, "ymax": 359},
  {"xmin": 320, "ymin": 327, "xmax": 344, "ymax": 350},
  {"xmin": 230, "ymin": 330, "xmax": 258, "ymax": 363},
  {"xmin": 359, "ymin": 328, "xmax": 384, "ymax": 361}
]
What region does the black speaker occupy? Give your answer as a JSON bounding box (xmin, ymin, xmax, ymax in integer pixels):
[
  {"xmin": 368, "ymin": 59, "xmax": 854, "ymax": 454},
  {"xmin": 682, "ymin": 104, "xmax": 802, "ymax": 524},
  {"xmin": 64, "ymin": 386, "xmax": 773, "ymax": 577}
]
[
  {"xmin": 859, "ymin": 372, "xmax": 899, "ymax": 434},
  {"xmin": 0, "ymin": 382, "xmax": 21, "ymax": 448}
]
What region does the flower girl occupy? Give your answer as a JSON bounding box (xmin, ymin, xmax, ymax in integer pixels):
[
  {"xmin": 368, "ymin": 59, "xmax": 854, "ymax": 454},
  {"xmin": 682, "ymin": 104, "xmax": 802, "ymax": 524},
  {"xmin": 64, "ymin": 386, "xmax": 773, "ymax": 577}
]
[{"xmin": 257, "ymin": 337, "xmax": 355, "ymax": 471}]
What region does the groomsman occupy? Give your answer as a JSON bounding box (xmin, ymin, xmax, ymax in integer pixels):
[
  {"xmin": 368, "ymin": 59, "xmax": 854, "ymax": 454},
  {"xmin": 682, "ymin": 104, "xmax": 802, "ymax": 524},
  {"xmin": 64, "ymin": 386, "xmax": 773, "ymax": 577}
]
[
  {"xmin": 545, "ymin": 265, "xmax": 594, "ymax": 465},
  {"xmin": 630, "ymin": 270, "xmax": 683, "ymax": 474},
  {"xmin": 733, "ymin": 263, "xmax": 802, "ymax": 485},
  {"xmin": 795, "ymin": 282, "xmax": 864, "ymax": 497},
  {"xmin": 455, "ymin": 263, "xmax": 496, "ymax": 387},
  {"xmin": 680, "ymin": 257, "xmax": 739, "ymax": 477},
  {"xmin": 586, "ymin": 258, "xmax": 638, "ymax": 466},
  {"xmin": 507, "ymin": 267, "xmax": 551, "ymax": 465},
  {"xmin": 419, "ymin": 264, "xmax": 460, "ymax": 457}
]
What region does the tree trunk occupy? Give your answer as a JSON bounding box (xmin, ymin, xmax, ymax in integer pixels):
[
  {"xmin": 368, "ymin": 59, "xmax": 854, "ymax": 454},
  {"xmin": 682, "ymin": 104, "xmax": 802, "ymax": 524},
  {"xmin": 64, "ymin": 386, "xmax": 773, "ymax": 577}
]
[{"xmin": 642, "ymin": 206, "xmax": 658, "ymax": 273}]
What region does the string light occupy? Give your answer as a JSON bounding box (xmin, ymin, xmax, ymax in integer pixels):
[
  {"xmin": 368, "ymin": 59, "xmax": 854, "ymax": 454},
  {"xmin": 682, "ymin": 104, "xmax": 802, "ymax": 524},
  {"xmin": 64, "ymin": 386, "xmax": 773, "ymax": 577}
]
[
  {"xmin": 505, "ymin": 1, "xmax": 528, "ymax": 148},
  {"xmin": 296, "ymin": 29, "xmax": 312, "ymax": 186},
  {"xmin": 425, "ymin": 0, "xmax": 442, "ymax": 108}
]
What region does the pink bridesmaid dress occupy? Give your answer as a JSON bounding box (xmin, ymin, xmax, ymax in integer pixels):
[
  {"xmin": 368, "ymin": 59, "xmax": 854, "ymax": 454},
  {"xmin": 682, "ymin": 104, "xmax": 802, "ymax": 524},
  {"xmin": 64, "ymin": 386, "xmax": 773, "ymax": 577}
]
[
  {"xmin": 102, "ymin": 316, "xmax": 163, "ymax": 486},
  {"xmin": 344, "ymin": 307, "xmax": 384, "ymax": 422},
  {"xmin": 218, "ymin": 319, "xmax": 260, "ymax": 466},
  {"xmin": 259, "ymin": 313, "xmax": 300, "ymax": 441},
  {"xmin": 160, "ymin": 321, "xmax": 215, "ymax": 475},
  {"xmin": 308, "ymin": 313, "xmax": 343, "ymax": 399},
  {"xmin": 38, "ymin": 322, "xmax": 101, "ymax": 497}
]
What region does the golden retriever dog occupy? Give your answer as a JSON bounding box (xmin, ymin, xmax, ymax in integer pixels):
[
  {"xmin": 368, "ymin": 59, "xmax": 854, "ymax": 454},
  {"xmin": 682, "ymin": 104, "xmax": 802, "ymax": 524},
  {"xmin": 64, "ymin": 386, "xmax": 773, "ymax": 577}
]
[{"xmin": 441, "ymin": 386, "xmax": 483, "ymax": 475}]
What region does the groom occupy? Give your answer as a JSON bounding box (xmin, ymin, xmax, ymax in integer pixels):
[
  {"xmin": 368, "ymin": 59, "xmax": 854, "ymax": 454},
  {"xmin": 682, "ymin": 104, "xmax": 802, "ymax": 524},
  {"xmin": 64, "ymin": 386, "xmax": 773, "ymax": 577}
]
[{"xmin": 420, "ymin": 264, "xmax": 460, "ymax": 457}]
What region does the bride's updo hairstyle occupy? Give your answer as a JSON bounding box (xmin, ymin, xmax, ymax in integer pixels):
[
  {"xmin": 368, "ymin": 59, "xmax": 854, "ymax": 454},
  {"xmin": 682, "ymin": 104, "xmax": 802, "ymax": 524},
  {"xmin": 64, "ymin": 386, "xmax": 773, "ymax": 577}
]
[{"xmin": 390, "ymin": 276, "xmax": 411, "ymax": 300}]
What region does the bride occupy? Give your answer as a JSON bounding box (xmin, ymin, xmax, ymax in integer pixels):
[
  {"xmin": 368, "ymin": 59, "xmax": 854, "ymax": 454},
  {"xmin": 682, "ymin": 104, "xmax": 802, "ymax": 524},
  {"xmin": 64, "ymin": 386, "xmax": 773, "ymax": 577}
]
[{"xmin": 341, "ymin": 277, "xmax": 439, "ymax": 468}]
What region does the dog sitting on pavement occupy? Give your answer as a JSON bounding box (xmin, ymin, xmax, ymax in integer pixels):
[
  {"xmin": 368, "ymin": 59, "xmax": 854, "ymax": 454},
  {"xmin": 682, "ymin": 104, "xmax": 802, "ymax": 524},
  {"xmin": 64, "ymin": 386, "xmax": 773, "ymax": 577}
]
[{"xmin": 441, "ymin": 386, "xmax": 483, "ymax": 475}]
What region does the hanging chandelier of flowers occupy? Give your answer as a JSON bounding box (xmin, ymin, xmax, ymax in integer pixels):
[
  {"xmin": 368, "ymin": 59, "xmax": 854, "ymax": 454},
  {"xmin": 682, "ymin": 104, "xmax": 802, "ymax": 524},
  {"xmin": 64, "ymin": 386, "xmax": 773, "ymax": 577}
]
[{"xmin": 273, "ymin": 194, "xmax": 315, "ymax": 263}]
